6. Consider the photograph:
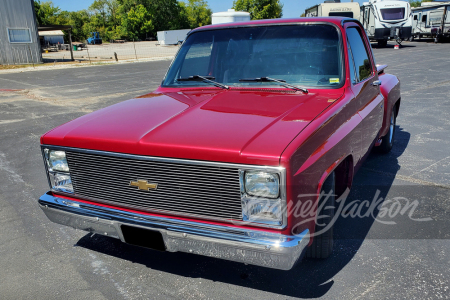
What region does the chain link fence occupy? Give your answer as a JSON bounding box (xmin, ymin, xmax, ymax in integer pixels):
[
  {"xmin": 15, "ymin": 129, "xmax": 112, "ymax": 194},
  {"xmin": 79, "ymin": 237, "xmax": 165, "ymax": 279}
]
[{"xmin": 41, "ymin": 41, "xmax": 180, "ymax": 63}]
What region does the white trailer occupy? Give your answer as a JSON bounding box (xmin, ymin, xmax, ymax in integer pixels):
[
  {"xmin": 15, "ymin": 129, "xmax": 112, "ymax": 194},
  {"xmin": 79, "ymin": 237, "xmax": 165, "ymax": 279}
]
[
  {"xmin": 157, "ymin": 29, "xmax": 191, "ymax": 45},
  {"xmin": 360, "ymin": 0, "xmax": 413, "ymax": 47},
  {"xmin": 411, "ymin": 3, "xmax": 450, "ymax": 42},
  {"xmin": 211, "ymin": 9, "xmax": 250, "ymax": 25},
  {"xmin": 305, "ymin": 2, "xmax": 361, "ymax": 19}
]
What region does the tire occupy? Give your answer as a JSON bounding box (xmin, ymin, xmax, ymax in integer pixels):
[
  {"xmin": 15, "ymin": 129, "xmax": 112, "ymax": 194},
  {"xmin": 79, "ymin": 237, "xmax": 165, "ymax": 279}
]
[
  {"xmin": 379, "ymin": 105, "xmax": 397, "ymax": 153},
  {"xmin": 409, "ymin": 35, "xmax": 414, "ymax": 42},
  {"xmin": 306, "ymin": 172, "xmax": 335, "ymax": 259}
]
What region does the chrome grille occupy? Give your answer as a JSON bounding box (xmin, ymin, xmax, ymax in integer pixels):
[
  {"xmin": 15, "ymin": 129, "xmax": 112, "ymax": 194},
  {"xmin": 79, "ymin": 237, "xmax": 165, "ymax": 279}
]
[{"xmin": 66, "ymin": 151, "xmax": 243, "ymax": 220}]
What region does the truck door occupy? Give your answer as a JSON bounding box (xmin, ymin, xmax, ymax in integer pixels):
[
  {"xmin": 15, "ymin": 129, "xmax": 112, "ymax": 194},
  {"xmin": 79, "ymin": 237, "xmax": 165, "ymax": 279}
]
[{"xmin": 345, "ymin": 23, "xmax": 384, "ymax": 164}]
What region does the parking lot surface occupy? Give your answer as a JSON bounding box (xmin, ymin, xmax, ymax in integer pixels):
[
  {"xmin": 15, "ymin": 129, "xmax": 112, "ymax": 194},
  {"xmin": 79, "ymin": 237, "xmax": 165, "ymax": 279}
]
[
  {"xmin": 1, "ymin": 40, "xmax": 450, "ymax": 299},
  {"xmin": 42, "ymin": 41, "xmax": 179, "ymax": 62}
]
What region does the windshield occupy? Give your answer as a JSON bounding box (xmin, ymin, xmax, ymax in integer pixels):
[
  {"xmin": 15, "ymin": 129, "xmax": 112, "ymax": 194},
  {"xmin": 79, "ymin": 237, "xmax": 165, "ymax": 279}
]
[
  {"xmin": 162, "ymin": 24, "xmax": 343, "ymax": 89},
  {"xmin": 380, "ymin": 7, "xmax": 405, "ymax": 20}
]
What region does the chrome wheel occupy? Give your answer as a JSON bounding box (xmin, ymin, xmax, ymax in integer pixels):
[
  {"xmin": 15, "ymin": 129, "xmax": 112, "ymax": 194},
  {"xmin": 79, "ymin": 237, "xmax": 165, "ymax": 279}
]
[
  {"xmin": 389, "ymin": 112, "xmax": 395, "ymax": 144},
  {"xmin": 379, "ymin": 105, "xmax": 397, "ymax": 153}
]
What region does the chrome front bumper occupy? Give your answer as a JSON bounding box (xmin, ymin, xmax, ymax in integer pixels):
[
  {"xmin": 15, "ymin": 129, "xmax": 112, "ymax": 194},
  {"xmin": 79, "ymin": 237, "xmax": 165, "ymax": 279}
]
[{"xmin": 38, "ymin": 192, "xmax": 309, "ymax": 270}]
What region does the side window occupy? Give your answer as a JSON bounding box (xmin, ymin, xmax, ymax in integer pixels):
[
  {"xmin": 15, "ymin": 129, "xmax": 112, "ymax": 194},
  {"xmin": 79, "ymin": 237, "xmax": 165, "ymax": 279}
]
[
  {"xmin": 346, "ymin": 27, "xmax": 373, "ymax": 82},
  {"xmin": 8, "ymin": 28, "xmax": 32, "ymax": 43},
  {"xmin": 347, "ymin": 38, "xmax": 357, "ymax": 85},
  {"xmin": 413, "ymin": 15, "xmax": 418, "ymax": 20},
  {"xmin": 422, "ymin": 15, "xmax": 427, "ymax": 23}
]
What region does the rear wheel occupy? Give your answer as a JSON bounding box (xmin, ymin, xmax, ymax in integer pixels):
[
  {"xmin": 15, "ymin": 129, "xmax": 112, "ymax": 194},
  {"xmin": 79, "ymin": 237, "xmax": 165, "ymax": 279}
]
[
  {"xmin": 306, "ymin": 172, "xmax": 335, "ymax": 259},
  {"xmin": 379, "ymin": 105, "xmax": 397, "ymax": 153}
]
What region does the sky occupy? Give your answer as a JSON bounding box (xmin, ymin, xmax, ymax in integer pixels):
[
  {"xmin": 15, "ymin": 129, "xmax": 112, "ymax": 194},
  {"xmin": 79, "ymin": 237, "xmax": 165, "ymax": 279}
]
[{"xmin": 51, "ymin": 0, "xmax": 369, "ymax": 19}]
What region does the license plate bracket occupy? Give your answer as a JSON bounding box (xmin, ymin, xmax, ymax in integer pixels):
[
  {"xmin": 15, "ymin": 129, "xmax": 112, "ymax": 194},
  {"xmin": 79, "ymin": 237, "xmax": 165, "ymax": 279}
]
[{"xmin": 121, "ymin": 225, "xmax": 166, "ymax": 252}]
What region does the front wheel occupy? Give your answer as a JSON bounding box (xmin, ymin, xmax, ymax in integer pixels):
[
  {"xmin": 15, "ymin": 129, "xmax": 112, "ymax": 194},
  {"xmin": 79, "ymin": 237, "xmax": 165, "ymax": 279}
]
[
  {"xmin": 409, "ymin": 35, "xmax": 415, "ymax": 42},
  {"xmin": 379, "ymin": 106, "xmax": 397, "ymax": 153},
  {"xmin": 306, "ymin": 172, "xmax": 335, "ymax": 259}
]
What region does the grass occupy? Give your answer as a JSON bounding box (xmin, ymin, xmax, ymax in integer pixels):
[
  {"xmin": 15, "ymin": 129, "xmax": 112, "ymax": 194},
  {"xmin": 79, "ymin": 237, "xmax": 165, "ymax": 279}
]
[{"xmin": 0, "ymin": 64, "xmax": 30, "ymax": 70}]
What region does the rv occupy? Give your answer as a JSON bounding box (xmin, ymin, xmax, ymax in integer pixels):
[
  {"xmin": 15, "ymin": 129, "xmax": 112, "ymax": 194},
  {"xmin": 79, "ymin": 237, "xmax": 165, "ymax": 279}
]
[
  {"xmin": 360, "ymin": 0, "xmax": 412, "ymax": 46},
  {"xmin": 411, "ymin": 3, "xmax": 450, "ymax": 42},
  {"xmin": 305, "ymin": 2, "xmax": 361, "ymax": 19}
]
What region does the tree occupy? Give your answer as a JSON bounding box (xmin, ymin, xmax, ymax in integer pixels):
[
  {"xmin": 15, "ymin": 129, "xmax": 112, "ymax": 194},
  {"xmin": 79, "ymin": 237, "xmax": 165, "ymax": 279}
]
[
  {"xmin": 118, "ymin": 0, "xmax": 183, "ymax": 33},
  {"xmin": 181, "ymin": 0, "xmax": 212, "ymax": 28},
  {"xmin": 68, "ymin": 10, "xmax": 90, "ymax": 42},
  {"xmin": 89, "ymin": 0, "xmax": 108, "ymax": 27},
  {"xmin": 409, "ymin": 0, "xmax": 433, "ymax": 8},
  {"xmin": 34, "ymin": 1, "xmax": 61, "ymax": 25},
  {"xmin": 117, "ymin": 4, "xmax": 154, "ymax": 40},
  {"xmin": 33, "ymin": 0, "xmax": 207, "ymax": 42},
  {"xmin": 106, "ymin": 0, "xmax": 121, "ymax": 29},
  {"xmin": 232, "ymin": 0, "xmax": 282, "ymax": 20}
]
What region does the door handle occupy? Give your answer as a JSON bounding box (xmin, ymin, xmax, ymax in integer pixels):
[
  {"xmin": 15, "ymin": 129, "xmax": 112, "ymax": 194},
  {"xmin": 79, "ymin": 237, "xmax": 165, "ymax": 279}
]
[{"xmin": 372, "ymin": 80, "xmax": 382, "ymax": 86}]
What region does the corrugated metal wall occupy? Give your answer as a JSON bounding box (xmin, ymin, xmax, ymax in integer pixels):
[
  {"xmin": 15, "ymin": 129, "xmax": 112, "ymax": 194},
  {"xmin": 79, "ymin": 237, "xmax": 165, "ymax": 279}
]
[{"xmin": 0, "ymin": 0, "xmax": 42, "ymax": 65}]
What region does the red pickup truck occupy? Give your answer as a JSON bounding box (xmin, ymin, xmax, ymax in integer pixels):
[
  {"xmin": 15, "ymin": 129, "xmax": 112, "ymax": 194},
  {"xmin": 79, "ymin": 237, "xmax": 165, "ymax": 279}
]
[{"xmin": 38, "ymin": 18, "xmax": 400, "ymax": 270}]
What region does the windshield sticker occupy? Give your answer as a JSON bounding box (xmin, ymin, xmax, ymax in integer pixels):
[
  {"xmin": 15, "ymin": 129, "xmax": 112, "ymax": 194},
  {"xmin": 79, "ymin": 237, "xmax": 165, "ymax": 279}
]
[{"xmin": 329, "ymin": 78, "xmax": 340, "ymax": 84}]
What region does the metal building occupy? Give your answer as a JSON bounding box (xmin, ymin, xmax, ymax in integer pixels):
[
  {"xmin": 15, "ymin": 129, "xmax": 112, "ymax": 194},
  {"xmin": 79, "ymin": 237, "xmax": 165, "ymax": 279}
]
[{"xmin": 0, "ymin": 0, "xmax": 42, "ymax": 65}]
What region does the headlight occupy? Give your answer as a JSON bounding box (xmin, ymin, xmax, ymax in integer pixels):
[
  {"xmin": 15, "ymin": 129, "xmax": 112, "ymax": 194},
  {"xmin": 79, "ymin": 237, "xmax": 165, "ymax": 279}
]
[
  {"xmin": 244, "ymin": 171, "xmax": 279, "ymax": 198},
  {"xmin": 43, "ymin": 148, "xmax": 73, "ymax": 193},
  {"xmin": 46, "ymin": 150, "xmax": 69, "ymax": 172},
  {"xmin": 240, "ymin": 170, "xmax": 285, "ymax": 227}
]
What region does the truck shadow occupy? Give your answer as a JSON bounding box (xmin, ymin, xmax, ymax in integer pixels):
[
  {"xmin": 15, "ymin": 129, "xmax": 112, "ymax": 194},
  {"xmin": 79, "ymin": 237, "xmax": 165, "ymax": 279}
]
[{"xmin": 75, "ymin": 125, "xmax": 410, "ymax": 298}]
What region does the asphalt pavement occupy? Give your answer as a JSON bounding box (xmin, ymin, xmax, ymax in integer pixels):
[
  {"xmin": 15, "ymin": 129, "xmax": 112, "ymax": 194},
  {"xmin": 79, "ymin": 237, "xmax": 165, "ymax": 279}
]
[{"xmin": 0, "ymin": 40, "xmax": 449, "ymax": 299}]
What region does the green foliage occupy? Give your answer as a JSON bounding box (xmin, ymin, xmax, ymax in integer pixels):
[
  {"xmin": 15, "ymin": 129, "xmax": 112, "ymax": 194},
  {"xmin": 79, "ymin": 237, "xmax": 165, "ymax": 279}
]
[
  {"xmin": 118, "ymin": 0, "xmax": 188, "ymax": 33},
  {"xmin": 117, "ymin": 4, "xmax": 154, "ymax": 40},
  {"xmin": 232, "ymin": 0, "xmax": 283, "ymax": 20},
  {"xmin": 68, "ymin": 10, "xmax": 90, "ymax": 42},
  {"xmin": 409, "ymin": 0, "xmax": 433, "ymax": 8},
  {"xmin": 34, "ymin": 1, "xmax": 62, "ymax": 25},
  {"xmin": 34, "ymin": 0, "xmax": 214, "ymax": 42},
  {"xmin": 182, "ymin": 0, "xmax": 212, "ymax": 28}
]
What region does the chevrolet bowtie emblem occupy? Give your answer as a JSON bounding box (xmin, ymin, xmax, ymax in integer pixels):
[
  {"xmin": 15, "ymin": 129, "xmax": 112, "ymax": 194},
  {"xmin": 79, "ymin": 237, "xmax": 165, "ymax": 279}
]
[{"xmin": 130, "ymin": 180, "xmax": 158, "ymax": 191}]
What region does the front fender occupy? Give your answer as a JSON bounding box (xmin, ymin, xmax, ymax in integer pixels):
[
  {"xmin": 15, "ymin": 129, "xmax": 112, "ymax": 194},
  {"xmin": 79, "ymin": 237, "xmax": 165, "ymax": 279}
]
[{"xmin": 378, "ymin": 73, "xmax": 401, "ymax": 137}]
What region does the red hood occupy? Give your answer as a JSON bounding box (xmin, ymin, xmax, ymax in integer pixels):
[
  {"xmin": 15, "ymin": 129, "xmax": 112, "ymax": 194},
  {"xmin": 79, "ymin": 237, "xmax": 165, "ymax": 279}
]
[{"xmin": 41, "ymin": 87, "xmax": 343, "ymax": 166}]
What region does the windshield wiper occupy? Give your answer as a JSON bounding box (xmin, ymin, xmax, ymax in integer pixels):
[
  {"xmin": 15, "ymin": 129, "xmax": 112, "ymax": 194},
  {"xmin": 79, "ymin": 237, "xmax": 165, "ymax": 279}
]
[
  {"xmin": 177, "ymin": 75, "xmax": 229, "ymax": 89},
  {"xmin": 239, "ymin": 77, "xmax": 308, "ymax": 93}
]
